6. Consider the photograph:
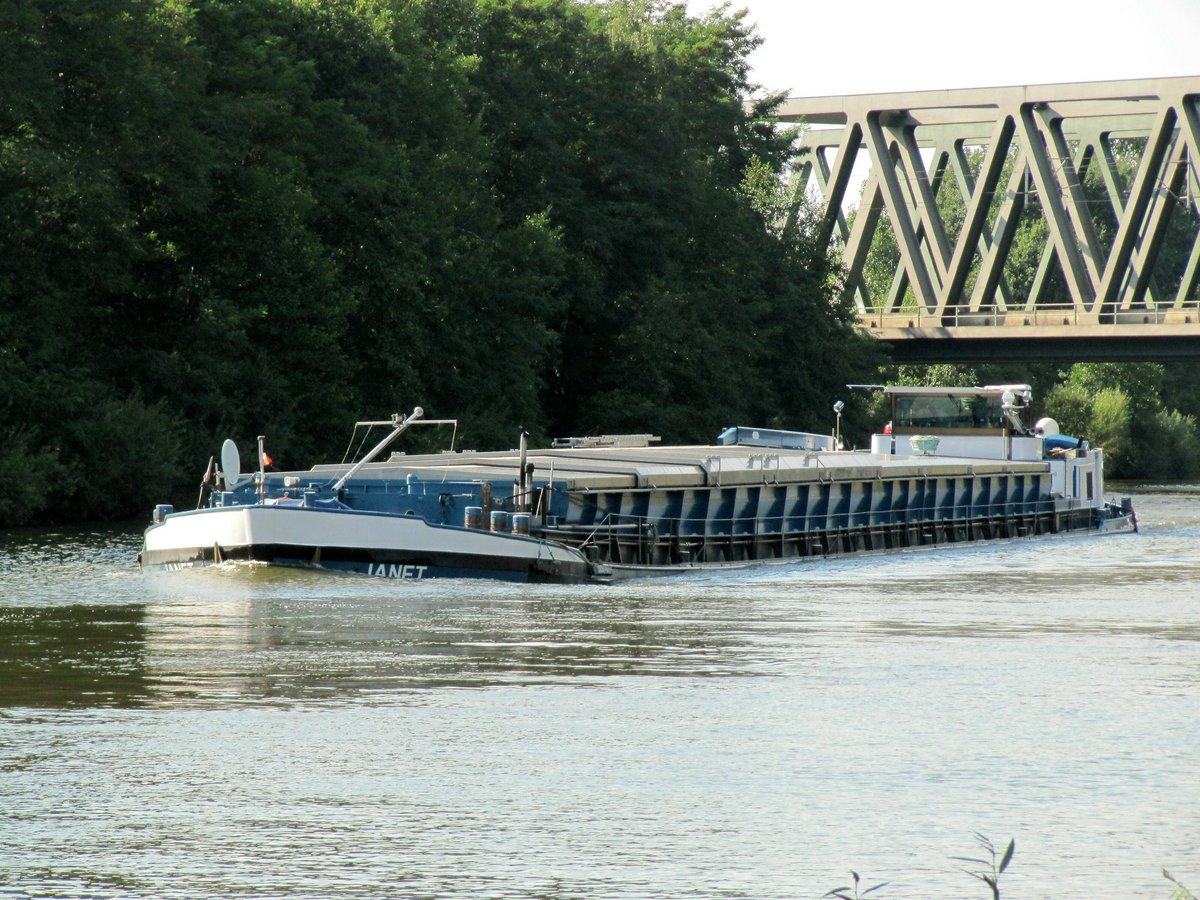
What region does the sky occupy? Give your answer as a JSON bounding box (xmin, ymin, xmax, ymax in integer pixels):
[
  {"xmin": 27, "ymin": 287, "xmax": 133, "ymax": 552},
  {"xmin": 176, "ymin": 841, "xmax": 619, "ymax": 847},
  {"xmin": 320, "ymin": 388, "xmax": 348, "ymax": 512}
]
[{"xmin": 686, "ymin": 0, "xmax": 1200, "ymax": 98}]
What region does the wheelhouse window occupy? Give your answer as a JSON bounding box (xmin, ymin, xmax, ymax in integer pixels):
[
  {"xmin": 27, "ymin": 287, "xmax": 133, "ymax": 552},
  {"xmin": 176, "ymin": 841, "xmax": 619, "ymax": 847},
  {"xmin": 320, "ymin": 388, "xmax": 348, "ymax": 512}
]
[{"xmin": 892, "ymin": 395, "xmax": 1005, "ymax": 431}]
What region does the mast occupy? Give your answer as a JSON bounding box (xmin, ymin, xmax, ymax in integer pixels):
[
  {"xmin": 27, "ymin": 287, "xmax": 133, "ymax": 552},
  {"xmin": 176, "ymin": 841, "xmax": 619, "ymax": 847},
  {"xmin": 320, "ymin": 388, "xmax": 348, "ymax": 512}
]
[{"xmin": 332, "ymin": 408, "xmax": 424, "ymax": 493}]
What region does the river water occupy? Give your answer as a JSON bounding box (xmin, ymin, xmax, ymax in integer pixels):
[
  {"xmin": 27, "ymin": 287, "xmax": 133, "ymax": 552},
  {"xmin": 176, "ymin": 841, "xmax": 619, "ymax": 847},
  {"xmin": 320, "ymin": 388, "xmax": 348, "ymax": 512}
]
[{"xmin": 1, "ymin": 489, "xmax": 1198, "ymax": 899}]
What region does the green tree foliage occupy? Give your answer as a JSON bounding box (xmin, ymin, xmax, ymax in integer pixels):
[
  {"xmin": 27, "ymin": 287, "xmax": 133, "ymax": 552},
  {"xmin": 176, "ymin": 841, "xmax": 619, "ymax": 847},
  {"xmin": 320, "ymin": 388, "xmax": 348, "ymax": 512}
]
[
  {"xmin": 0, "ymin": 0, "xmax": 203, "ymax": 522},
  {"xmin": 0, "ymin": 0, "xmax": 875, "ymax": 526},
  {"xmin": 461, "ymin": 0, "xmax": 877, "ymax": 439},
  {"xmin": 1045, "ymin": 381, "xmax": 1132, "ymax": 470},
  {"xmin": 1044, "ymin": 362, "xmax": 1200, "ymax": 479}
]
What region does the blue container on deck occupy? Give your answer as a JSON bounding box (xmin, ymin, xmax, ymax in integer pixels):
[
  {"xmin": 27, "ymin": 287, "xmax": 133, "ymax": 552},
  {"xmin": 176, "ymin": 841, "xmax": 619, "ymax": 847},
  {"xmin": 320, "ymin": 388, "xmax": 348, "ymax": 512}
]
[
  {"xmin": 717, "ymin": 426, "xmax": 835, "ymax": 452},
  {"xmin": 1044, "ymin": 434, "xmax": 1085, "ymax": 452},
  {"xmin": 490, "ymin": 510, "xmax": 509, "ymax": 533},
  {"xmin": 465, "ymin": 506, "xmax": 483, "ymax": 529}
]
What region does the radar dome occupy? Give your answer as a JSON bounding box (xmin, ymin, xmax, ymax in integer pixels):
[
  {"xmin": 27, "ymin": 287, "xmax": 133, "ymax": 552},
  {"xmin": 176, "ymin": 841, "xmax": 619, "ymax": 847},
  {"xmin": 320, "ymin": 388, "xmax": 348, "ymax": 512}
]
[{"xmin": 1034, "ymin": 417, "xmax": 1060, "ymax": 437}]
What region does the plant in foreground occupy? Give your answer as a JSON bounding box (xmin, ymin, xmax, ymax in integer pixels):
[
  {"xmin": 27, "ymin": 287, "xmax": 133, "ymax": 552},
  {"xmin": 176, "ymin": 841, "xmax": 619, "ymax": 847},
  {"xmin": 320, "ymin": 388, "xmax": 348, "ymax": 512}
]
[
  {"xmin": 826, "ymin": 838, "xmax": 1191, "ymax": 898},
  {"xmin": 823, "ymin": 870, "xmax": 888, "ymax": 900},
  {"xmin": 1164, "ymin": 868, "xmax": 1198, "ymax": 900},
  {"xmin": 951, "ymin": 833, "xmax": 1015, "ymax": 900}
]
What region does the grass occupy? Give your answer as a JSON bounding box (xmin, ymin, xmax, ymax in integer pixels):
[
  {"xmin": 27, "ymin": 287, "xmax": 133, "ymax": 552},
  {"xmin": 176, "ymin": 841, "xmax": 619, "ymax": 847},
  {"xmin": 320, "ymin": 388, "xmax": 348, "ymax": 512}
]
[{"xmin": 825, "ymin": 835, "xmax": 1194, "ymax": 898}]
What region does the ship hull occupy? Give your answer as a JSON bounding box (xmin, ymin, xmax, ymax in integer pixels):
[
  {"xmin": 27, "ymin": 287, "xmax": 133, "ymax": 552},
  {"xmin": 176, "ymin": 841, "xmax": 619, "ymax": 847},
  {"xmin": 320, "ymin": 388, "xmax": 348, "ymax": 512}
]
[
  {"xmin": 586, "ymin": 502, "xmax": 1137, "ymax": 581},
  {"xmin": 140, "ymin": 505, "xmax": 592, "ymax": 583},
  {"xmin": 141, "ymin": 498, "xmax": 1133, "ymax": 585}
]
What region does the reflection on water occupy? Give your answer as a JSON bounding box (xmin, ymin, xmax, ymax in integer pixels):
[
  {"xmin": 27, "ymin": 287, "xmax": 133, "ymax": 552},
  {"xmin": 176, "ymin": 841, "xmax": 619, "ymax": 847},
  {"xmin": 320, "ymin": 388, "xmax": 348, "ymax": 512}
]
[
  {"xmin": 1, "ymin": 570, "xmax": 759, "ymax": 708},
  {"xmin": 133, "ymin": 581, "xmax": 756, "ymax": 704},
  {"xmin": 0, "ymin": 523, "xmax": 141, "ymax": 589},
  {"xmin": 3, "ymin": 500, "xmax": 1200, "ymax": 710},
  {"xmin": 1, "ymin": 493, "xmax": 1199, "ymax": 898},
  {"xmin": 0, "ymin": 605, "xmax": 149, "ymax": 707}
]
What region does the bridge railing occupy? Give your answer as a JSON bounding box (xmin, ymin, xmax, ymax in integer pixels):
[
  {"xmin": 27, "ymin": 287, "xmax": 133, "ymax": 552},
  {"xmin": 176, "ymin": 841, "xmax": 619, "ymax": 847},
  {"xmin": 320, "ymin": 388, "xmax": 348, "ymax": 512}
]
[{"xmin": 861, "ymin": 303, "xmax": 1199, "ymax": 330}]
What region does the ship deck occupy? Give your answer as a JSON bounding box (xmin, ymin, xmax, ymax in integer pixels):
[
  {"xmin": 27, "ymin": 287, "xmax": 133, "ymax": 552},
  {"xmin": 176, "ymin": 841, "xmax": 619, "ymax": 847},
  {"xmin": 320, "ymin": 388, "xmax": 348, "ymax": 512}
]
[{"xmin": 304, "ymin": 443, "xmax": 1050, "ymax": 492}]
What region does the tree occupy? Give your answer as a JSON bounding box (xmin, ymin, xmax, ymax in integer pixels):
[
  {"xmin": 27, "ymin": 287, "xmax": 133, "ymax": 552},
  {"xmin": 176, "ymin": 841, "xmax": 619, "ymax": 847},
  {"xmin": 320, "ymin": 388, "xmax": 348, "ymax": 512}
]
[
  {"xmin": 0, "ymin": 0, "xmax": 887, "ymax": 524},
  {"xmin": 0, "ymin": 0, "xmax": 206, "ymax": 520},
  {"xmin": 1041, "ymin": 363, "xmax": 1200, "ymax": 479},
  {"xmin": 466, "ymin": 0, "xmax": 875, "ymax": 440}
]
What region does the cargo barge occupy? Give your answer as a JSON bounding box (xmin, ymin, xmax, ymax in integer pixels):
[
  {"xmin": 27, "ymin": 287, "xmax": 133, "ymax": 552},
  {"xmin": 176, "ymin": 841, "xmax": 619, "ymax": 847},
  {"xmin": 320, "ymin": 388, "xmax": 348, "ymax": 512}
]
[{"xmin": 140, "ymin": 385, "xmax": 1135, "ymax": 582}]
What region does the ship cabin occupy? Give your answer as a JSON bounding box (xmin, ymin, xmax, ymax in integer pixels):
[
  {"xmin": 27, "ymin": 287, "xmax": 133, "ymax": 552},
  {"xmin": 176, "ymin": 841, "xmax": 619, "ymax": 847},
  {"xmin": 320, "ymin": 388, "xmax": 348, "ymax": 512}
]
[{"xmin": 869, "ymin": 384, "xmax": 1047, "ymax": 462}]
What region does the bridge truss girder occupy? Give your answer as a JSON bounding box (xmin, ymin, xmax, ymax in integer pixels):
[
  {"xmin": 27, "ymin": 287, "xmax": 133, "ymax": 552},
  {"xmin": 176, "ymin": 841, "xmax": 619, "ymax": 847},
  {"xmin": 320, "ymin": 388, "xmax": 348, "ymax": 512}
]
[{"xmin": 777, "ymin": 77, "xmax": 1200, "ymax": 349}]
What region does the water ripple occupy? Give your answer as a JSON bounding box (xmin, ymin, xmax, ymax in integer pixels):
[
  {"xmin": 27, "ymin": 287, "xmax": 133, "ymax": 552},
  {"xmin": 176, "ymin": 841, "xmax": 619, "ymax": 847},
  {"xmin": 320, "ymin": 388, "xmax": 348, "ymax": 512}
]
[{"xmin": 1, "ymin": 492, "xmax": 1198, "ymax": 897}]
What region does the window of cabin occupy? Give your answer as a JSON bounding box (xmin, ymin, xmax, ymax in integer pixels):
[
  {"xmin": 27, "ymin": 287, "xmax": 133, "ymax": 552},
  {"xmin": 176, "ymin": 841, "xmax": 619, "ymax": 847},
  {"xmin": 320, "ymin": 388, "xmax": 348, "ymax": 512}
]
[{"xmin": 892, "ymin": 395, "xmax": 1004, "ymax": 430}]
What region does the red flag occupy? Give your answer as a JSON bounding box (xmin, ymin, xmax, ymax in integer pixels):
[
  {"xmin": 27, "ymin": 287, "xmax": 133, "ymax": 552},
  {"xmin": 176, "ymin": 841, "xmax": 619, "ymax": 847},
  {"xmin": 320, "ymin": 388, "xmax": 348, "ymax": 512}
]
[
  {"xmin": 261, "ymin": 451, "xmax": 273, "ymax": 467},
  {"xmin": 202, "ymin": 456, "xmax": 214, "ymax": 483}
]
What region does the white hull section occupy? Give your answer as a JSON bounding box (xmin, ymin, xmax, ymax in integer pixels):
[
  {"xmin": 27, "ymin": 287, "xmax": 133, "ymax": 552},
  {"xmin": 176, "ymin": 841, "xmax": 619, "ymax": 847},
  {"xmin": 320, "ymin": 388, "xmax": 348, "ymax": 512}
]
[{"xmin": 141, "ymin": 505, "xmax": 590, "ymax": 582}]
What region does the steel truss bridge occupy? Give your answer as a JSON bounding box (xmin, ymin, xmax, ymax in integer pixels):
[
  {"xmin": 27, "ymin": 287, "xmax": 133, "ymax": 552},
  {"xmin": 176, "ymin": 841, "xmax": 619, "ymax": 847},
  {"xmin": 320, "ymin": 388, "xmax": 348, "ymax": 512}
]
[{"xmin": 775, "ymin": 76, "xmax": 1200, "ymax": 361}]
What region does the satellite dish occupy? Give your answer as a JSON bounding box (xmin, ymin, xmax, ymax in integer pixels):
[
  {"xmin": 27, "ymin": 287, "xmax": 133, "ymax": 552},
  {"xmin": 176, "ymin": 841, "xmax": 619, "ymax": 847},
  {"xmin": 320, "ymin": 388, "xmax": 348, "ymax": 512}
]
[
  {"xmin": 221, "ymin": 439, "xmax": 242, "ymax": 488},
  {"xmin": 1035, "ymin": 417, "xmax": 1060, "ymax": 437}
]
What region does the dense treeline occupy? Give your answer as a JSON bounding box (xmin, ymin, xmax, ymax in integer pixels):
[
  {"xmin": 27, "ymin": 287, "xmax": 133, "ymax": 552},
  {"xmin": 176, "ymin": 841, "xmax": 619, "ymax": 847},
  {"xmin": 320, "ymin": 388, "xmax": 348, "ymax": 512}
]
[{"xmin": 1, "ymin": 0, "xmax": 878, "ymax": 526}]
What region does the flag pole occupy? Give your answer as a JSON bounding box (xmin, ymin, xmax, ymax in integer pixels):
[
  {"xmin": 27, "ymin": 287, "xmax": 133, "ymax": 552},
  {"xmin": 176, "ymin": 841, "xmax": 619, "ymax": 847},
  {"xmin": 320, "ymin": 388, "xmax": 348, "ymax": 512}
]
[
  {"xmin": 257, "ymin": 436, "xmax": 266, "ymax": 503},
  {"xmin": 196, "ymin": 456, "xmax": 214, "ymax": 509}
]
